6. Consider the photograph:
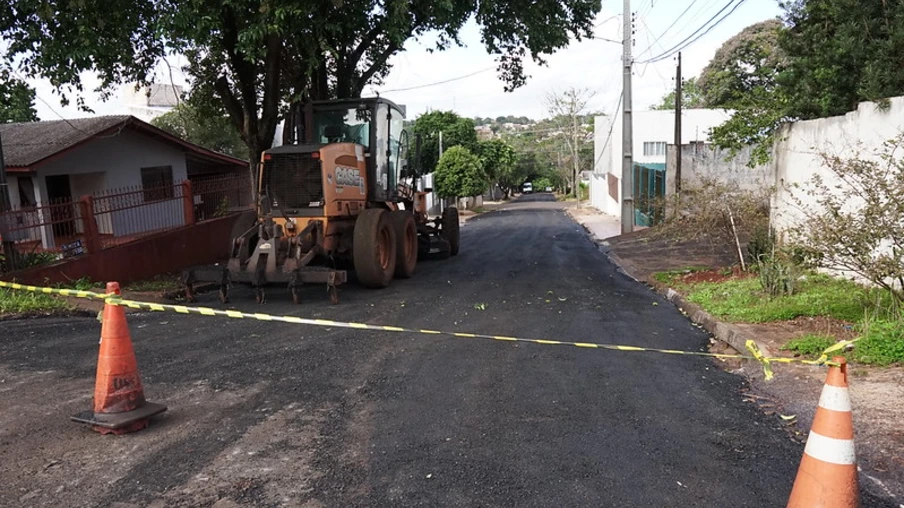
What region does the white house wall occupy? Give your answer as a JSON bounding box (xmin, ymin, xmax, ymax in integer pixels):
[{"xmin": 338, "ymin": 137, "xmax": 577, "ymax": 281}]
[
  {"xmin": 35, "ymin": 129, "xmax": 188, "ymax": 238},
  {"xmin": 592, "ymin": 109, "xmax": 731, "ymax": 218}
]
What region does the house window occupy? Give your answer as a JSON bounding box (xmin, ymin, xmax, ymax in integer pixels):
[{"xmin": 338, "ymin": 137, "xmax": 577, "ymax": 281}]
[
  {"xmin": 141, "ymin": 166, "xmax": 174, "ymax": 201},
  {"xmin": 642, "ymin": 142, "xmax": 667, "ymax": 157}
]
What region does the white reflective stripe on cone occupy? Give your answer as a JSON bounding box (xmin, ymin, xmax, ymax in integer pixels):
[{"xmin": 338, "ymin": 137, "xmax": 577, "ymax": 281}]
[
  {"xmin": 804, "ymin": 431, "xmax": 856, "ymax": 465},
  {"xmin": 818, "ymin": 385, "xmax": 852, "ymax": 413}
]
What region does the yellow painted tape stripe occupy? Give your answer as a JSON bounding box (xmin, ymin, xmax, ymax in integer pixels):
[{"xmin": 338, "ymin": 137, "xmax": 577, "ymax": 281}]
[{"xmin": 0, "ymin": 281, "xmax": 841, "ymax": 372}]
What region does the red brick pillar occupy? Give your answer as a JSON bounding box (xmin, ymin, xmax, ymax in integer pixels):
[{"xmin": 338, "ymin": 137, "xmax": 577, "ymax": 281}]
[
  {"xmin": 181, "ymin": 180, "xmax": 196, "ymax": 226},
  {"xmin": 79, "ymin": 195, "xmax": 102, "ymax": 254}
]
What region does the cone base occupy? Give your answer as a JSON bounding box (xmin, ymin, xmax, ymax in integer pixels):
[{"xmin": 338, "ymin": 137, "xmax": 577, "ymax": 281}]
[{"xmin": 71, "ymin": 401, "xmax": 167, "ymax": 433}]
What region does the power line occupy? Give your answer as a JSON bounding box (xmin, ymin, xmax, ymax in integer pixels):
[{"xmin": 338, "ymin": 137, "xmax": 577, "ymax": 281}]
[
  {"xmin": 635, "ymin": 0, "xmax": 700, "ymax": 59},
  {"xmin": 638, "ymin": 0, "xmax": 747, "ymax": 64},
  {"xmin": 377, "ymin": 67, "xmax": 496, "ymax": 93}
]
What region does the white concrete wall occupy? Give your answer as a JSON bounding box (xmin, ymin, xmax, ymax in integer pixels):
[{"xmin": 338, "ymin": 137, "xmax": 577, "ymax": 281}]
[
  {"xmin": 592, "ymin": 109, "xmax": 731, "ymax": 217},
  {"xmin": 772, "ymin": 96, "xmax": 904, "ymax": 236},
  {"xmin": 666, "ymin": 143, "xmax": 772, "ymax": 195},
  {"xmin": 35, "ymin": 129, "xmax": 188, "ymax": 239}
]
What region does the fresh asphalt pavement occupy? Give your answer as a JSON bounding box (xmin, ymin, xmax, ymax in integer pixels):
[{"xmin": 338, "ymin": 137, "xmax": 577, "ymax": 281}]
[{"xmin": 0, "ymin": 194, "xmax": 896, "ymax": 507}]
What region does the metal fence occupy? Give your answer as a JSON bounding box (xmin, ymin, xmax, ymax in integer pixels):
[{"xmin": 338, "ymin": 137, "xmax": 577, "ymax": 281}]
[
  {"xmin": 0, "ymin": 174, "xmax": 252, "ymax": 274},
  {"xmin": 0, "ymin": 198, "xmax": 87, "ymax": 274}
]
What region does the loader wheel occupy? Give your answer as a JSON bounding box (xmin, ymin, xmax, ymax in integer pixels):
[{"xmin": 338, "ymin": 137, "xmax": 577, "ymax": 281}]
[
  {"xmin": 442, "ymin": 207, "xmax": 460, "ymax": 256},
  {"xmin": 353, "ymin": 209, "xmax": 397, "ymax": 288},
  {"xmin": 389, "ymin": 211, "xmax": 417, "ymax": 279}
]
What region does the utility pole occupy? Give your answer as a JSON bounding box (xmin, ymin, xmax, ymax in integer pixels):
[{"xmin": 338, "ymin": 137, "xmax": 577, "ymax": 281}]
[
  {"xmin": 572, "ymin": 106, "xmax": 579, "ymax": 201},
  {"xmin": 621, "ymin": 0, "xmax": 635, "ymax": 234},
  {"xmin": 438, "ymin": 130, "xmax": 444, "ymax": 158},
  {"xmin": 674, "ymin": 52, "xmax": 683, "ymax": 194}
]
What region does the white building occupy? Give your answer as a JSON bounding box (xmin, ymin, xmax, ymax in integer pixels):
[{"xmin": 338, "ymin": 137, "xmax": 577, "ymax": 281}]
[
  {"xmin": 589, "ymin": 108, "xmax": 731, "ymax": 217},
  {"xmin": 121, "ymin": 83, "xmax": 183, "ymax": 122}
]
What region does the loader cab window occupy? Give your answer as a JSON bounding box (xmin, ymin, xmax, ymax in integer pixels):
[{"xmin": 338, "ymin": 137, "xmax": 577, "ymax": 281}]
[
  {"xmin": 313, "ymin": 106, "xmax": 371, "ymax": 147},
  {"xmin": 373, "ymin": 104, "xmax": 392, "ymax": 194},
  {"xmin": 388, "ymin": 106, "xmax": 404, "ymax": 187}
]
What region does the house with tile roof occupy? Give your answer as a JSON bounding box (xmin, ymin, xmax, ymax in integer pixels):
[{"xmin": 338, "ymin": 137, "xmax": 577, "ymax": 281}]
[{"xmin": 0, "ymin": 115, "xmax": 247, "ymax": 249}]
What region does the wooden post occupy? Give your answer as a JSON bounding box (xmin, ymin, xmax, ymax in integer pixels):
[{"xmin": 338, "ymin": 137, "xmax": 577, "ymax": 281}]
[
  {"xmin": 181, "ymin": 180, "xmax": 196, "ymax": 226},
  {"xmin": 79, "ymin": 195, "xmax": 102, "ymax": 254}
]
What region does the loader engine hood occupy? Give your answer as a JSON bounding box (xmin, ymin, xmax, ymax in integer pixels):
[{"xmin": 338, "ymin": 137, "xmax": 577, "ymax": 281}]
[
  {"xmin": 261, "ymin": 144, "xmax": 327, "ymax": 216},
  {"xmin": 261, "ymin": 143, "xmax": 368, "ymax": 218}
]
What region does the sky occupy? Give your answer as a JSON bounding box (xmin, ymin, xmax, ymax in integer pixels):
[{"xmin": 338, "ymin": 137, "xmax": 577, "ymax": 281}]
[{"xmin": 26, "ymin": 0, "xmax": 784, "ymax": 123}]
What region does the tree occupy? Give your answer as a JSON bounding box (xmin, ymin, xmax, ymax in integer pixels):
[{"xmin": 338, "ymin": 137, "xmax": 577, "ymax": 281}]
[
  {"xmin": 697, "ymin": 19, "xmax": 789, "ymax": 166},
  {"xmin": 706, "ymin": 3, "xmax": 904, "ymax": 166},
  {"xmin": 152, "ymin": 102, "xmax": 249, "ymax": 159},
  {"xmin": 780, "ymin": 0, "xmax": 904, "ymax": 120},
  {"xmin": 476, "ymin": 139, "xmax": 516, "ymax": 197},
  {"xmin": 433, "ymin": 146, "xmax": 487, "ymax": 199},
  {"xmin": 650, "ymin": 77, "xmax": 705, "ymax": 110},
  {"xmin": 411, "ymin": 111, "xmax": 478, "ymax": 175},
  {"xmin": 0, "ymin": 69, "xmax": 38, "ymax": 123},
  {"xmin": 1, "ymin": 0, "xmax": 602, "ymax": 168},
  {"xmin": 543, "ymin": 87, "xmax": 595, "ymax": 198}
]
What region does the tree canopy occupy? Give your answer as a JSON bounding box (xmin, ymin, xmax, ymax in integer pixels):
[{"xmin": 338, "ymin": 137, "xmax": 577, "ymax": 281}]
[
  {"xmin": 151, "ymin": 102, "xmax": 249, "ymax": 160},
  {"xmin": 476, "ymin": 139, "xmax": 517, "ymax": 194},
  {"xmin": 410, "ymin": 111, "xmax": 478, "ymax": 176},
  {"xmin": 780, "ymin": 0, "xmax": 904, "ymax": 119},
  {"xmin": 702, "ymin": 2, "xmax": 904, "ymax": 164},
  {"xmin": 698, "ymin": 19, "xmax": 789, "ymax": 164},
  {"xmin": 434, "ymin": 146, "xmax": 487, "ymax": 199},
  {"xmin": 1, "ymin": 0, "xmax": 602, "ymax": 161},
  {"xmin": 0, "ymin": 69, "xmax": 38, "ymax": 123},
  {"xmin": 650, "ymin": 77, "xmax": 705, "ymax": 110}
]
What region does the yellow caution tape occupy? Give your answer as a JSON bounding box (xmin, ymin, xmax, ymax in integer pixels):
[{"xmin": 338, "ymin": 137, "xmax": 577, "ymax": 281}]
[{"xmin": 0, "ymin": 281, "xmax": 853, "ymax": 378}]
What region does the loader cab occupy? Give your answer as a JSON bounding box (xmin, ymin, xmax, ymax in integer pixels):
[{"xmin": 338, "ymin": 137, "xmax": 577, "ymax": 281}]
[
  {"xmin": 311, "ymin": 98, "xmax": 405, "ymax": 203},
  {"xmin": 260, "ymin": 98, "xmax": 406, "ymax": 218}
]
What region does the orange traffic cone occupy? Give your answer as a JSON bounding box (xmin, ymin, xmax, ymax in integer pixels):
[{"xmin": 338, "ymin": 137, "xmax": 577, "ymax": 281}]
[
  {"xmin": 71, "ymin": 282, "xmax": 166, "ymax": 434},
  {"xmin": 787, "ymin": 356, "xmax": 859, "ymax": 508}
]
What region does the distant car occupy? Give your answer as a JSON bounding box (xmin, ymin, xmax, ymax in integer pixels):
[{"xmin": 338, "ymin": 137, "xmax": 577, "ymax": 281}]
[
  {"xmin": 522, "ymin": 182, "xmax": 533, "ymax": 194},
  {"xmin": 545, "ymin": 186, "xmax": 553, "ymax": 192}
]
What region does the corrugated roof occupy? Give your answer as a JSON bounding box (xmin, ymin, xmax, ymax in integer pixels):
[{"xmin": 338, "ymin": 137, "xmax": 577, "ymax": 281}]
[
  {"xmin": 0, "ymin": 116, "xmax": 131, "ymax": 168},
  {"xmin": 0, "ymin": 115, "xmax": 248, "ymax": 170}
]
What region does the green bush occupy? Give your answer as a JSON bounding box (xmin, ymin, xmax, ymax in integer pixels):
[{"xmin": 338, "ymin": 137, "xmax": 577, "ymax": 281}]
[
  {"xmin": 747, "ymin": 225, "xmax": 775, "ymax": 264},
  {"xmin": 758, "ymin": 255, "xmax": 801, "ymax": 296},
  {"xmin": 434, "ymin": 146, "xmax": 488, "ymax": 198}
]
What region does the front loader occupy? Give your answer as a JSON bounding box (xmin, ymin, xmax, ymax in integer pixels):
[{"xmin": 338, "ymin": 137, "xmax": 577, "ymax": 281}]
[{"xmin": 183, "ymin": 97, "xmax": 459, "ymax": 304}]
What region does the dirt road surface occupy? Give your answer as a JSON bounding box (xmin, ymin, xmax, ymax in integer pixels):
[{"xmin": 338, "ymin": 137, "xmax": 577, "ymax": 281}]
[{"xmin": 1, "ymin": 195, "xmax": 896, "ymax": 507}]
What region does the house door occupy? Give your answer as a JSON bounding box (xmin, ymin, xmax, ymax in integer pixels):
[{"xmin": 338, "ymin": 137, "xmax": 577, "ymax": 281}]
[{"xmin": 45, "ymin": 175, "xmax": 77, "ymax": 238}]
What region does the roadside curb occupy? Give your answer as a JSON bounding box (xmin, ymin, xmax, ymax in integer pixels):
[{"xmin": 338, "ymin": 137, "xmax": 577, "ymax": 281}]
[
  {"xmin": 605, "ymin": 253, "xmax": 774, "ymax": 359},
  {"xmin": 565, "ymin": 207, "xmax": 775, "ymax": 360}
]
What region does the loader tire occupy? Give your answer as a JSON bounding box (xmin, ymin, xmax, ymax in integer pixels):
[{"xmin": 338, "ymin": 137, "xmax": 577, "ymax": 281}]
[
  {"xmin": 389, "ymin": 211, "xmax": 417, "ymax": 279},
  {"xmin": 354, "ymin": 209, "xmax": 397, "ymax": 288},
  {"xmin": 442, "ymin": 206, "xmax": 460, "ymax": 256}
]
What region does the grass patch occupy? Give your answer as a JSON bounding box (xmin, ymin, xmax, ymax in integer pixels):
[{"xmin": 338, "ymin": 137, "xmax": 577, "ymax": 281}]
[
  {"xmin": 661, "ymin": 266, "xmax": 904, "ymax": 365},
  {"xmin": 123, "ymin": 273, "xmax": 182, "ymax": 292},
  {"xmin": 853, "ymin": 318, "xmax": 904, "ymax": 366},
  {"xmin": 682, "ymin": 273, "xmax": 876, "ymax": 323},
  {"xmin": 782, "ymin": 334, "xmax": 836, "ymax": 358},
  {"xmin": 0, "ymin": 288, "xmax": 71, "ymax": 315},
  {"xmin": 652, "ymin": 266, "xmax": 710, "ymax": 284}
]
